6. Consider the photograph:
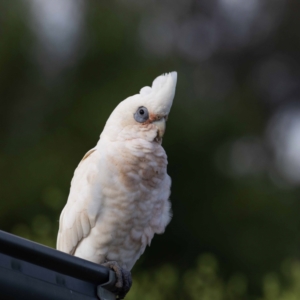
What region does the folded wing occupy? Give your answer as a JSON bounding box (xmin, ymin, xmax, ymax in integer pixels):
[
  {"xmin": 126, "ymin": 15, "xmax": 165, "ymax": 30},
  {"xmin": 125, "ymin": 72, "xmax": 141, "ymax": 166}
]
[{"xmin": 57, "ymin": 148, "xmax": 102, "ymax": 255}]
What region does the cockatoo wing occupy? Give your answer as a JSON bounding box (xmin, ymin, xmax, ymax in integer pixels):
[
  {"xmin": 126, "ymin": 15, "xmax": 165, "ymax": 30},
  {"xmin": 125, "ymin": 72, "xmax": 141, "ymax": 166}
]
[{"xmin": 57, "ymin": 148, "xmax": 102, "ymax": 255}]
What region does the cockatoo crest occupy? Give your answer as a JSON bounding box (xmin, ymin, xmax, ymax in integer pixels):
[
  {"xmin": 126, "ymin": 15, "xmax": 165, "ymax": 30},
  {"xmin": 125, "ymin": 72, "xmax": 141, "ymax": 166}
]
[{"xmin": 139, "ymin": 71, "xmax": 177, "ymax": 116}]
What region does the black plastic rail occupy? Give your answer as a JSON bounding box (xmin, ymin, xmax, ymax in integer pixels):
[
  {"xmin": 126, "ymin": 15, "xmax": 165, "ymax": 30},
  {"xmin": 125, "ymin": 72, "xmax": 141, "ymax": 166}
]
[{"xmin": 0, "ymin": 230, "xmax": 116, "ymax": 300}]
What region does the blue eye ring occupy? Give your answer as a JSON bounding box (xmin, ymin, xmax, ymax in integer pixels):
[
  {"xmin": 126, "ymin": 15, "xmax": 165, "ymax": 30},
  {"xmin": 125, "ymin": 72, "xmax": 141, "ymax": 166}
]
[{"xmin": 134, "ymin": 106, "xmax": 149, "ymax": 123}]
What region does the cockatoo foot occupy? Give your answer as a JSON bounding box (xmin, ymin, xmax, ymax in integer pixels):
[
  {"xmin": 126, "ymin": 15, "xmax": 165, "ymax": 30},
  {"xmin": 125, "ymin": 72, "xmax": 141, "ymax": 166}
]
[{"xmin": 102, "ymin": 261, "xmax": 132, "ymax": 299}]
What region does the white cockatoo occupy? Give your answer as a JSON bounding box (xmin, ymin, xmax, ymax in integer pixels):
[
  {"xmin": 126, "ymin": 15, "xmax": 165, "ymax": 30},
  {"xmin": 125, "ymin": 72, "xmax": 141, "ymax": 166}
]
[{"xmin": 57, "ymin": 72, "xmax": 177, "ymax": 298}]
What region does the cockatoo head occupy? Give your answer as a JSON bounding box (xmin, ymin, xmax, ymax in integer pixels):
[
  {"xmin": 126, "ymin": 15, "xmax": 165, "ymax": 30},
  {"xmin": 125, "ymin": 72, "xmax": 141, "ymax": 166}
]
[{"xmin": 101, "ymin": 72, "xmax": 177, "ymax": 143}]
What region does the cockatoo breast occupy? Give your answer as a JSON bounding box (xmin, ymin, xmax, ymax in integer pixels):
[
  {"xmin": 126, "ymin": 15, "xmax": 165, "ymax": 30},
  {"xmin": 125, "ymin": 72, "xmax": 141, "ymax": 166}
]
[
  {"xmin": 106, "ymin": 135, "xmax": 170, "ymax": 265},
  {"xmin": 73, "ymin": 132, "xmax": 171, "ymax": 270}
]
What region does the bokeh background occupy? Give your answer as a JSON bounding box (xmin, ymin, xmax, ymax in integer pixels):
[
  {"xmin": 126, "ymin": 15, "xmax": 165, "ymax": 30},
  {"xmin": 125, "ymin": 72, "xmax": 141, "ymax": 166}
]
[{"xmin": 1, "ymin": 0, "xmax": 300, "ymax": 299}]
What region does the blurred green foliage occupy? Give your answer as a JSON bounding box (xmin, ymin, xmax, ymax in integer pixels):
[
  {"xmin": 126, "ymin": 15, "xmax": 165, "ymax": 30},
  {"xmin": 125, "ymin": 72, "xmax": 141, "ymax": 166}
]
[
  {"xmin": 128, "ymin": 254, "xmax": 300, "ymax": 300},
  {"xmin": 1, "ymin": 0, "xmax": 300, "ymax": 298}
]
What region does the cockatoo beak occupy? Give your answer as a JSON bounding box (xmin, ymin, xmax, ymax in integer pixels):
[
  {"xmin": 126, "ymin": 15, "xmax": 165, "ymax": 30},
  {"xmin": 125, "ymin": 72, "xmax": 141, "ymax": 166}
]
[{"xmin": 151, "ymin": 116, "xmax": 167, "ymax": 143}]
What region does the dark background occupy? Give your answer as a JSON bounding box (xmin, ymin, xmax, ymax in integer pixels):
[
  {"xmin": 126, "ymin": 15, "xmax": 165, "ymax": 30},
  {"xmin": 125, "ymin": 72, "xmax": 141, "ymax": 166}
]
[{"xmin": 1, "ymin": 0, "xmax": 300, "ymax": 298}]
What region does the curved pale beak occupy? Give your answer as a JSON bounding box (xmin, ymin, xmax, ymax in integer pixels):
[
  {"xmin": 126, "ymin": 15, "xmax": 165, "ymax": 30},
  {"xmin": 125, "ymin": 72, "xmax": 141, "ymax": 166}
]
[{"xmin": 152, "ymin": 118, "xmax": 166, "ymax": 143}]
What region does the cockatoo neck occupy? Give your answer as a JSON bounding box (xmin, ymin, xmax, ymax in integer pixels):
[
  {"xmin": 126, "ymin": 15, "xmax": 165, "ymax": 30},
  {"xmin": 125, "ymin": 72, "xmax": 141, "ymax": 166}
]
[{"xmin": 100, "ymin": 123, "xmax": 162, "ymax": 144}]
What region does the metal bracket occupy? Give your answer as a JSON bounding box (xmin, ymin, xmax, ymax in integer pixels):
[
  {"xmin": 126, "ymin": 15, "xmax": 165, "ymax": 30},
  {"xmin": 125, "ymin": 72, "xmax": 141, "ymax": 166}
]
[{"xmin": 97, "ymin": 270, "xmax": 117, "ymax": 300}]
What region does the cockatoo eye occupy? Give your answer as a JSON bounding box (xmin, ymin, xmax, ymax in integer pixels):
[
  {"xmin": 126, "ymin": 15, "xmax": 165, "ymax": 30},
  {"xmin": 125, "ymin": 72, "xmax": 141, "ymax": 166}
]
[{"xmin": 134, "ymin": 106, "xmax": 149, "ymax": 123}]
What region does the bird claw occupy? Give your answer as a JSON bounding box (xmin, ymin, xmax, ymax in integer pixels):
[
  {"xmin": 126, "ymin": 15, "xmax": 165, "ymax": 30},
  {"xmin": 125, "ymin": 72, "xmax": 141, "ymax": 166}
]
[{"xmin": 102, "ymin": 261, "xmax": 132, "ymax": 299}]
